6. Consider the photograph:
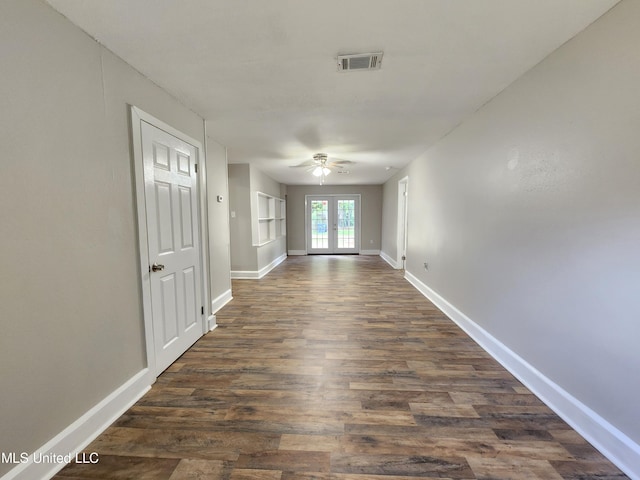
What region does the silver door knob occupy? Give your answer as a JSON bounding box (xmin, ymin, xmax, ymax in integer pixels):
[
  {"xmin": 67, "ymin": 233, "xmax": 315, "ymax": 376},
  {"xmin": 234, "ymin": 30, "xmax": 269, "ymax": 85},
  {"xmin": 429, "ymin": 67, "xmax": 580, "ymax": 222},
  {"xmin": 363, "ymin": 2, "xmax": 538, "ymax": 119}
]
[{"xmin": 151, "ymin": 263, "xmax": 165, "ymax": 272}]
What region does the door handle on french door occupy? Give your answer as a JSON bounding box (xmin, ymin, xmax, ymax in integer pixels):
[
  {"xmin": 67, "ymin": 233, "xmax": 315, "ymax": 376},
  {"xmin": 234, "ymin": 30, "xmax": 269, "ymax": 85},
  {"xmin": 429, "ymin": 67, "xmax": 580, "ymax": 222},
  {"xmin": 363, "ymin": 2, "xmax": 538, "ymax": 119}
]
[{"xmin": 151, "ymin": 263, "xmax": 165, "ymax": 272}]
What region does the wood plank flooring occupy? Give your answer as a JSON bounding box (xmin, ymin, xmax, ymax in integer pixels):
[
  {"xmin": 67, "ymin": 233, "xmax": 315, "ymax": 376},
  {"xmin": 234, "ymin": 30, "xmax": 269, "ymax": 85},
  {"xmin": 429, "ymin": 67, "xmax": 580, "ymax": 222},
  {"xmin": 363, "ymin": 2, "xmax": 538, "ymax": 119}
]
[{"xmin": 55, "ymin": 255, "xmax": 627, "ymax": 479}]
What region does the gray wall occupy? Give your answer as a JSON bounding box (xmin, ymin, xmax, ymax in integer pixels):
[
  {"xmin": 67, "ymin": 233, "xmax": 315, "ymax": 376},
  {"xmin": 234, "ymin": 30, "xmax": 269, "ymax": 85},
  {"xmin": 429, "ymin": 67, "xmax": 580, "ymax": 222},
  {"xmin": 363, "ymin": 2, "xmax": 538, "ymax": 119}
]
[
  {"xmin": 381, "ymin": 178, "xmax": 402, "ymax": 262},
  {"xmin": 206, "ymin": 136, "xmax": 232, "ymax": 305},
  {"xmin": 228, "ymin": 164, "xmax": 286, "ymax": 273},
  {"xmin": 0, "ymin": 1, "xmax": 229, "ymax": 475},
  {"xmin": 228, "ymin": 164, "xmax": 255, "ymax": 271},
  {"xmin": 381, "ymin": 0, "xmax": 640, "ymax": 445},
  {"xmin": 286, "ymin": 185, "xmax": 383, "ymax": 253}
]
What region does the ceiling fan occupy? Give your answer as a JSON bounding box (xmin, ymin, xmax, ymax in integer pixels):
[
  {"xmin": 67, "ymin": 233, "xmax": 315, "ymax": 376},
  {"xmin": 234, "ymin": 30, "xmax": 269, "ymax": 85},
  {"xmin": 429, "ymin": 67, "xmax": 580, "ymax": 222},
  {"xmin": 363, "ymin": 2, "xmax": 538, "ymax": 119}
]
[{"xmin": 290, "ymin": 153, "xmax": 354, "ymax": 183}]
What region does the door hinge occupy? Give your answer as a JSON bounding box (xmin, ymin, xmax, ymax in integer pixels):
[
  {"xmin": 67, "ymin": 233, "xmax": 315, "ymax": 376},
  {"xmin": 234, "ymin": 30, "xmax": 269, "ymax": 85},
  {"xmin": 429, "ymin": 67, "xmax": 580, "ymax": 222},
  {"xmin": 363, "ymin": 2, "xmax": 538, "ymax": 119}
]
[
  {"xmin": 201, "ymin": 306, "xmax": 204, "ymax": 315},
  {"xmin": 194, "ymin": 163, "xmax": 198, "ymax": 173}
]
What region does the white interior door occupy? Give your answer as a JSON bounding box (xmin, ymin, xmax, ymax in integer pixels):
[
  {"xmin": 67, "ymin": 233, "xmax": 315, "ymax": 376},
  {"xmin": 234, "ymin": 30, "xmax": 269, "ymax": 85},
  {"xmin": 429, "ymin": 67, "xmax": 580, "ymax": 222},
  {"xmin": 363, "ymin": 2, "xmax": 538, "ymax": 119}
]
[
  {"xmin": 141, "ymin": 120, "xmax": 203, "ymax": 375},
  {"xmin": 307, "ymin": 195, "xmax": 359, "ymax": 254}
]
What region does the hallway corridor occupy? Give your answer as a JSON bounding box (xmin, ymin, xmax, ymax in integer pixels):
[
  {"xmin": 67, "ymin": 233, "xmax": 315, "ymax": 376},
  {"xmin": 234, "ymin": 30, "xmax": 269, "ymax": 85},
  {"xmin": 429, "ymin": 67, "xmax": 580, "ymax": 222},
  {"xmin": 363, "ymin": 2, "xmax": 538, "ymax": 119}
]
[{"xmin": 56, "ymin": 255, "xmax": 626, "ymax": 479}]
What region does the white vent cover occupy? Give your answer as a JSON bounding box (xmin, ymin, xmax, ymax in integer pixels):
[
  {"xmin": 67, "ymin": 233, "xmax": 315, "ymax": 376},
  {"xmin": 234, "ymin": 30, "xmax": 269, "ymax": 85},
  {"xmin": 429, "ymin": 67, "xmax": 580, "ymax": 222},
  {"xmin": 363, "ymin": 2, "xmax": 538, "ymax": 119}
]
[{"xmin": 337, "ymin": 52, "xmax": 383, "ymax": 72}]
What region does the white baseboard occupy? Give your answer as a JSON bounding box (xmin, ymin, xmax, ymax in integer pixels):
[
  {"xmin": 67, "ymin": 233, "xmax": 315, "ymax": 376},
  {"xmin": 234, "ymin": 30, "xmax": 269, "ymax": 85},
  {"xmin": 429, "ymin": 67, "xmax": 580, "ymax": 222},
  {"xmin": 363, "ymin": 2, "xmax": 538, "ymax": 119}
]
[
  {"xmin": 2, "ymin": 369, "xmax": 151, "ymax": 480},
  {"xmin": 258, "ymin": 253, "xmax": 286, "ymax": 278},
  {"xmin": 208, "ymin": 289, "xmax": 232, "ymax": 331},
  {"xmin": 380, "ymin": 250, "xmax": 400, "ymax": 269},
  {"xmin": 230, "ymin": 270, "xmax": 258, "ymax": 279},
  {"xmin": 211, "ymin": 289, "xmax": 232, "ymax": 314},
  {"xmin": 231, "ymin": 253, "xmax": 287, "ymax": 280},
  {"xmin": 404, "ymin": 270, "xmax": 640, "ymax": 480},
  {"xmin": 289, "ymin": 250, "xmax": 382, "ymax": 256}
]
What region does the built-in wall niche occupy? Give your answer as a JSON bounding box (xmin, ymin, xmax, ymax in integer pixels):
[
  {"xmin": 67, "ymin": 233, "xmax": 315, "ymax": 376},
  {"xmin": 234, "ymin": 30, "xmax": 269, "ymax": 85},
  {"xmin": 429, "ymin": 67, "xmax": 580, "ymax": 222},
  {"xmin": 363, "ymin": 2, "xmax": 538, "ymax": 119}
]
[{"xmin": 254, "ymin": 192, "xmax": 286, "ymax": 246}]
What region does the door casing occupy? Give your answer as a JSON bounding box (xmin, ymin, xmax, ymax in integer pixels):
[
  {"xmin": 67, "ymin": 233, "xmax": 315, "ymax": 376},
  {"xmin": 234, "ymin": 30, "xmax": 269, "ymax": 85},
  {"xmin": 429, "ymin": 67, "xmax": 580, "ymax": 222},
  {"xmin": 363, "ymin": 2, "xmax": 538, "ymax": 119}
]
[{"xmin": 397, "ymin": 176, "xmax": 409, "ymax": 269}]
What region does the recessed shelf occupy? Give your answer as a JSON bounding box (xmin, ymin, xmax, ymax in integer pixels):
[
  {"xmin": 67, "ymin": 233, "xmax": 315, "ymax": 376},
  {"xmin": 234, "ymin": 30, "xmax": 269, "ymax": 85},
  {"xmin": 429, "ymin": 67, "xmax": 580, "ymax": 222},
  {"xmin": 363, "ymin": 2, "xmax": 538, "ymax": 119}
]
[{"xmin": 254, "ymin": 192, "xmax": 285, "ymax": 246}]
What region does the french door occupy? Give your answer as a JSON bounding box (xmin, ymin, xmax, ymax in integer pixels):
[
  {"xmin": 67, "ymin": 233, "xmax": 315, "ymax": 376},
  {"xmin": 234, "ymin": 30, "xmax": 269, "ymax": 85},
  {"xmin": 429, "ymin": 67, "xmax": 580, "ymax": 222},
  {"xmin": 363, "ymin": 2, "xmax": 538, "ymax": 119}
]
[{"xmin": 306, "ymin": 195, "xmax": 360, "ymax": 254}]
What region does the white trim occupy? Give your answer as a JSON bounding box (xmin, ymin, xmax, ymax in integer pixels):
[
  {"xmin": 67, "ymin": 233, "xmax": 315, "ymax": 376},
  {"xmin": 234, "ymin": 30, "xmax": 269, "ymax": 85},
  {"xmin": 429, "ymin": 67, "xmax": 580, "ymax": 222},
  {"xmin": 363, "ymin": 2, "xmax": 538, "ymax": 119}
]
[
  {"xmin": 397, "ymin": 176, "xmax": 409, "ymax": 270},
  {"xmin": 231, "ymin": 253, "xmax": 287, "ymax": 280},
  {"xmin": 130, "ymin": 106, "xmax": 207, "ymax": 378},
  {"xmin": 380, "ymin": 250, "xmax": 400, "ymax": 269},
  {"xmin": 404, "ymin": 270, "xmax": 640, "ymax": 480},
  {"xmin": 199, "ymin": 118, "xmax": 212, "ymax": 335},
  {"xmin": 258, "ymin": 253, "xmax": 287, "ymax": 278},
  {"xmin": 1, "ymin": 370, "xmax": 151, "ymax": 480},
  {"xmin": 288, "ymin": 250, "xmax": 307, "ymax": 256},
  {"xmin": 230, "ymin": 270, "xmax": 260, "ymax": 279},
  {"xmin": 207, "ymin": 315, "xmax": 218, "ymax": 332},
  {"xmin": 130, "ymin": 107, "xmax": 157, "ymax": 377},
  {"xmin": 360, "ymin": 249, "xmax": 380, "ymax": 255},
  {"xmin": 211, "ymin": 289, "xmax": 233, "ymax": 314}
]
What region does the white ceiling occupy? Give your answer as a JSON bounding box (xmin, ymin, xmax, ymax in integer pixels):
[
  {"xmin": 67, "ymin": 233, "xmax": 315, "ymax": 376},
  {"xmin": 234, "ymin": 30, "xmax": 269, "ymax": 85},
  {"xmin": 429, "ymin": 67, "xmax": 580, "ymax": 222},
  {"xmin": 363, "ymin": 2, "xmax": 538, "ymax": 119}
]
[{"xmin": 47, "ymin": 0, "xmax": 618, "ymax": 185}]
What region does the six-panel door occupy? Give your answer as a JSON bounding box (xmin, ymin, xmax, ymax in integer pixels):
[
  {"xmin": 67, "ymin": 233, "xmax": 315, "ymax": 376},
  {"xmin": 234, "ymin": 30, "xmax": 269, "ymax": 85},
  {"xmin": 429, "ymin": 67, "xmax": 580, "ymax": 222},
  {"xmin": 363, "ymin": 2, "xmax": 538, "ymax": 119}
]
[{"xmin": 141, "ymin": 121, "xmax": 203, "ymax": 375}]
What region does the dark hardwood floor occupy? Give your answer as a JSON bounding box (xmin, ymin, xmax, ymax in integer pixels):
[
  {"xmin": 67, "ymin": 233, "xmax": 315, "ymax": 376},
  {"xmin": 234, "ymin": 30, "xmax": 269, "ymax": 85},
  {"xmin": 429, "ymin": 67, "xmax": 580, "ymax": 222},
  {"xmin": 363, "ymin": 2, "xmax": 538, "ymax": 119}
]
[{"xmin": 56, "ymin": 255, "xmax": 627, "ymax": 479}]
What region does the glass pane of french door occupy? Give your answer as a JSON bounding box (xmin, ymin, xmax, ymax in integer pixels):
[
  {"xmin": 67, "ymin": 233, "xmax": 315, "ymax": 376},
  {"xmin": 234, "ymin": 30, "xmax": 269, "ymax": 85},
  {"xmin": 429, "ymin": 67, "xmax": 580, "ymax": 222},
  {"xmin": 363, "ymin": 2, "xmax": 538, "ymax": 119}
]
[
  {"xmin": 310, "ymin": 199, "xmax": 329, "ymax": 249},
  {"xmin": 336, "ymin": 199, "xmax": 355, "ymax": 249}
]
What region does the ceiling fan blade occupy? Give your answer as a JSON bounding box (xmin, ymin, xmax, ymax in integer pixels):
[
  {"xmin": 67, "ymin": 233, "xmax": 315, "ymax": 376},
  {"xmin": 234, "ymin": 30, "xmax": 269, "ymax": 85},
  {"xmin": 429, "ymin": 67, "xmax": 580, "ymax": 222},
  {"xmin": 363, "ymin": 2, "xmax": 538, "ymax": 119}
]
[
  {"xmin": 329, "ymin": 160, "xmax": 355, "ymax": 167},
  {"xmin": 289, "ymin": 160, "xmax": 316, "ymax": 168},
  {"xmin": 290, "ymin": 154, "xmax": 354, "ymax": 173}
]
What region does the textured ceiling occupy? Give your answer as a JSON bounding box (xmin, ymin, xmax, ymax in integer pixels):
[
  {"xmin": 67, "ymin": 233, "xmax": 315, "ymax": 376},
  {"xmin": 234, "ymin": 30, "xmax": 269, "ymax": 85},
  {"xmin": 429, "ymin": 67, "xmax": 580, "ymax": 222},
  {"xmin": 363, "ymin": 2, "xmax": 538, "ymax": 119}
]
[{"xmin": 47, "ymin": 0, "xmax": 618, "ymax": 185}]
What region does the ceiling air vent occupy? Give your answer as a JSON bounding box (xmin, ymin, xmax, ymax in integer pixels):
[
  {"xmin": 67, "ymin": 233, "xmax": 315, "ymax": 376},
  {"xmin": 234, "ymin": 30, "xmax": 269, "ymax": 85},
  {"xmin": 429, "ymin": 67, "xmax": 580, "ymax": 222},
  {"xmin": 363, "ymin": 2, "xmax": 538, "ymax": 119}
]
[{"xmin": 337, "ymin": 52, "xmax": 383, "ymax": 72}]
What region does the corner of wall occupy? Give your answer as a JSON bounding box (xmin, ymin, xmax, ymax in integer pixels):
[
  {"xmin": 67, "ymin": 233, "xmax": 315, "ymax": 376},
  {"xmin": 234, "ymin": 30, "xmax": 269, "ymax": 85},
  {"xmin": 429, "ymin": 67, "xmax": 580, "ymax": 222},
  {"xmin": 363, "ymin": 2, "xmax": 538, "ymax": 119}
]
[{"xmin": 380, "ymin": 251, "xmax": 400, "ymax": 269}]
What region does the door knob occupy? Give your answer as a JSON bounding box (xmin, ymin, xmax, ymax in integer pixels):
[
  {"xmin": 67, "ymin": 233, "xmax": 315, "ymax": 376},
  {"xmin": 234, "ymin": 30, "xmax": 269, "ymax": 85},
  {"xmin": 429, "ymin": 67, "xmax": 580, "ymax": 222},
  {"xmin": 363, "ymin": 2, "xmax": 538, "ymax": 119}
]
[{"xmin": 151, "ymin": 263, "xmax": 165, "ymax": 272}]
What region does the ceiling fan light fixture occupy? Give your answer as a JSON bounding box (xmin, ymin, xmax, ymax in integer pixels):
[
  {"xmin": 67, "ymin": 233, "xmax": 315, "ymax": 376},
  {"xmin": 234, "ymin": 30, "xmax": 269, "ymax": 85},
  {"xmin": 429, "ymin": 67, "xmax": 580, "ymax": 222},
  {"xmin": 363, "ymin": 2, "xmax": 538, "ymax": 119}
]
[{"xmin": 298, "ymin": 152, "xmax": 353, "ymax": 183}]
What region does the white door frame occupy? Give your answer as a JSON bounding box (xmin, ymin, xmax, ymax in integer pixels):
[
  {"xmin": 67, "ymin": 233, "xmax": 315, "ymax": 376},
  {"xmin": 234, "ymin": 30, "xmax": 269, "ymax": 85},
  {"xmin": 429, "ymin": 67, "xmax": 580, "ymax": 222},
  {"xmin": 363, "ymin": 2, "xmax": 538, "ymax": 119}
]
[
  {"xmin": 397, "ymin": 176, "xmax": 409, "ymax": 269},
  {"xmin": 130, "ymin": 106, "xmax": 212, "ymax": 380},
  {"xmin": 305, "ymin": 194, "xmax": 361, "ymax": 254}
]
